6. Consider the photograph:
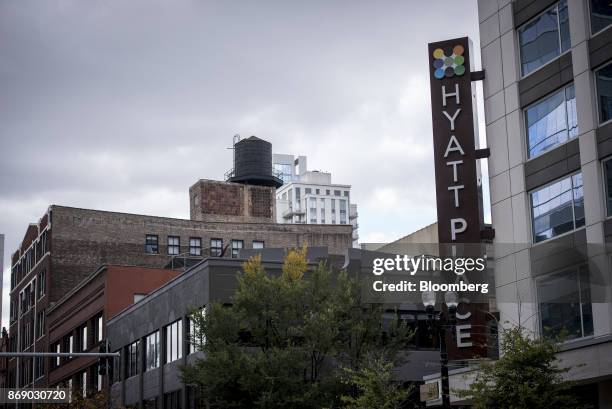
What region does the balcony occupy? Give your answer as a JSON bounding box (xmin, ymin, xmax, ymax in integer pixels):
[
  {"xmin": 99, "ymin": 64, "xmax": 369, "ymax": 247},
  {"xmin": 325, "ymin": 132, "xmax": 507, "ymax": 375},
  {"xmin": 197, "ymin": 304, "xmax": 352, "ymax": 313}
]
[{"xmin": 282, "ymin": 208, "xmax": 306, "ymax": 218}]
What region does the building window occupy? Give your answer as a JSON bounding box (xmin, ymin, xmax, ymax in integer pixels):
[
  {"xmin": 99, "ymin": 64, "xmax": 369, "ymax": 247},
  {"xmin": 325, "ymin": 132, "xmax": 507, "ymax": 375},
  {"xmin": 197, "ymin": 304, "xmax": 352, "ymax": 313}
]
[
  {"xmin": 537, "ymin": 268, "xmax": 593, "ymax": 340},
  {"xmin": 145, "ymin": 235, "xmax": 159, "ymax": 254},
  {"xmin": 231, "ymin": 240, "xmax": 243, "ymax": 258},
  {"xmin": 189, "ymin": 307, "xmax": 206, "ymax": 354},
  {"xmin": 189, "ymin": 237, "xmax": 202, "ymax": 256},
  {"xmin": 344, "ymin": 191, "xmax": 349, "ymax": 197},
  {"xmin": 126, "ymin": 340, "xmax": 140, "ymax": 377},
  {"xmin": 525, "ymin": 83, "xmax": 577, "ymax": 158},
  {"xmin": 305, "ymin": 188, "xmax": 312, "ymax": 194},
  {"xmin": 320, "ymin": 198, "xmax": 326, "ymax": 224},
  {"xmin": 309, "ymin": 197, "xmax": 317, "ymax": 222},
  {"xmin": 339, "ymin": 199, "xmax": 347, "ymax": 224},
  {"xmin": 316, "ymin": 188, "xmax": 320, "ymax": 194},
  {"xmin": 36, "ymin": 310, "xmax": 45, "ymax": 339},
  {"xmin": 53, "ymin": 343, "xmax": 61, "ymax": 368},
  {"xmin": 168, "ymin": 236, "xmax": 180, "ymax": 255},
  {"xmin": 145, "ymin": 331, "xmax": 160, "ymax": 370},
  {"xmin": 605, "ymin": 158, "xmax": 612, "ymax": 216},
  {"xmin": 210, "ymin": 238, "xmax": 223, "ymax": 257},
  {"xmin": 113, "ymin": 351, "xmax": 121, "ymax": 384},
  {"xmin": 518, "ymin": 0, "xmax": 570, "ymax": 76},
  {"xmin": 35, "ymin": 356, "xmax": 44, "ymax": 379},
  {"xmin": 331, "ymin": 199, "xmax": 336, "ymax": 224},
  {"xmin": 590, "ymin": 0, "xmax": 612, "ymax": 34},
  {"xmin": 166, "ymin": 320, "xmax": 183, "ymax": 363},
  {"xmin": 252, "ymin": 241, "xmax": 265, "ymax": 249},
  {"xmin": 82, "ymin": 371, "xmax": 87, "ymax": 397},
  {"xmin": 334, "ymin": 190, "xmax": 341, "ymax": 196},
  {"xmin": 37, "ymin": 271, "xmax": 46, "ymax": 299},
  {"xmin": 596, "ymin": 62, "xmax": 612, "ymax": 124},
  {"xmin": 326, "ymin": 189, "xmax": 330, "ymax": 195},
  {"xmin": 530, "ymin": 173, "xmax": 584, "ymax": 243},
  {"xmin": 134, "ymin": 294, "xmax": 146, "ymax": 303},
  {"xmin": 80, "ymin": 324, "xmax": 88, "ymax": 351},
  {"xmin": 164, "ymin": 390, "xmax": 182, "ymax": 409},
  {"xmin": 273, "ymin": 163, "xmax": 293, "ymax": 183},
  {"xmin": 93, "ymin": 314, "xmax": 103, "ymax": 343}
]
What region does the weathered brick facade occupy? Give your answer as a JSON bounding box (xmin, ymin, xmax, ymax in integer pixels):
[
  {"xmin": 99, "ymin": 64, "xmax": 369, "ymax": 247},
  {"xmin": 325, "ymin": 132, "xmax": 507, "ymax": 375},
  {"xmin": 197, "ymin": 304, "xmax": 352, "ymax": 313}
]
[
  {"xmin": 189, "ymin": 179, "xmax": 276, "ymax": 223},
  {"xmin": 9, "ymin": 200, "xmax": 352, "ymax": 389}
]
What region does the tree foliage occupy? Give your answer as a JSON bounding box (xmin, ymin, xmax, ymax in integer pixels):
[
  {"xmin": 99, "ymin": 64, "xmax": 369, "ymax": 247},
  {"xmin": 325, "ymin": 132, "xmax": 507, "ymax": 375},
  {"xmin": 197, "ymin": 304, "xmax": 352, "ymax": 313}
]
[
  {"xmin": 459, "ymin": 326, "xmax": 590, "ymax": 409},
  {"xmin": 181, "ymin": 249, "xmax": 414, "ymax": 409}
]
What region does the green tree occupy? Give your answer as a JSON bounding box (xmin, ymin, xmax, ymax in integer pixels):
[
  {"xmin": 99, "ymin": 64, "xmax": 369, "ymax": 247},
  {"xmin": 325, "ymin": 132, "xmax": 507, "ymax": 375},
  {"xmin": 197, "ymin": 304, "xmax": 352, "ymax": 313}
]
[
  {"xmin": 181, "ymin": 249, "xmax": 414, "ymax": 409},
  {"xmin": 341, "ymin": 353, "xmax": 410, "ymax": 409},
  {"xmin": 459, "ymin": 326, "xmax": 590, "ymax": 409}
]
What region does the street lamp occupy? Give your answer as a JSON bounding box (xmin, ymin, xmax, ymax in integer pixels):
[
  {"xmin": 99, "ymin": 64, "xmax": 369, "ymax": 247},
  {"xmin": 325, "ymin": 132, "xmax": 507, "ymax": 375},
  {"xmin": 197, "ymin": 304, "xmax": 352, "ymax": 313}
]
[{"xmin": 422, "ymin": 290, "xmax": 458, "ymax": 409}]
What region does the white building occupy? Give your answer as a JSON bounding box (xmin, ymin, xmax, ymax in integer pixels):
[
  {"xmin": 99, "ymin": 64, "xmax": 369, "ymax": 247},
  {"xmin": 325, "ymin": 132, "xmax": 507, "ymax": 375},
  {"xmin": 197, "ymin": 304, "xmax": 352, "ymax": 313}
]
[{"xmin": 273, "ymin": 154, "xmax": 359, "ymax": 247}]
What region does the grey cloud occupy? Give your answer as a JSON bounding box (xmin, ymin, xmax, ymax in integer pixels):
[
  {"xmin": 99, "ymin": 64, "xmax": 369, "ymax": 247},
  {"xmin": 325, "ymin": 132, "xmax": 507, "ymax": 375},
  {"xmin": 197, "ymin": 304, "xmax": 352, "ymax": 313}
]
[{"xmin": 0, "ymin": 0, "xmax": 481, "ymax": 323}]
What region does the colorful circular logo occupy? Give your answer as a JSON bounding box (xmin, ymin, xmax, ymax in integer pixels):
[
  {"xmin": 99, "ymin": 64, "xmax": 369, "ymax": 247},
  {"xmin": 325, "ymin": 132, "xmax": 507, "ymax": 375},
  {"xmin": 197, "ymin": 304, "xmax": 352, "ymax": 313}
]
[{"xmin": 432, "ymin": 45, "xmax": 465, "ymax": 79}]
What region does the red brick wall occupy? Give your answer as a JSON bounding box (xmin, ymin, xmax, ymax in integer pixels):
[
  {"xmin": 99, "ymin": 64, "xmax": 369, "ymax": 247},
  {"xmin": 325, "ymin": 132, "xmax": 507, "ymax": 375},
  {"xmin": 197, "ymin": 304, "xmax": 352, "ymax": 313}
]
[{"xmin": 105, "ymin": 266, "xmax": 181, "ymax": 319}]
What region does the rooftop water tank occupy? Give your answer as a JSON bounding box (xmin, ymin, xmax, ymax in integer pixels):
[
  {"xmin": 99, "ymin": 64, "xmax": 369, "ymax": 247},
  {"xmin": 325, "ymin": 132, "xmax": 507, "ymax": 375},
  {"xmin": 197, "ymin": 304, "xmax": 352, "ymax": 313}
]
[{"xmin": 228, "ymin": 136, "xmax": 283, "ymax": 188}]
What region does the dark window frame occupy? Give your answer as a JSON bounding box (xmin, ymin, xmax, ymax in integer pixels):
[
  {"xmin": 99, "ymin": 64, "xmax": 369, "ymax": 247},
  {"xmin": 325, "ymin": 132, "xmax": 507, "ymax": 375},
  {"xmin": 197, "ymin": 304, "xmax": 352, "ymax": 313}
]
[
  {"xmin": 231, "ymin": 240, "xmax": 244, "ymax": 258},
  {"xmin": 167, "ymin": 235, "xmax": 180, "ymax": 255},
  {"xmin": 589, "ymin": 0, "xmax": 612, "ymax": 35},
  {"xmin": 145, "ymin": 235, "xmax": 159, "ymax": 254},
  {"xmin": 517, "ymin": 0, "xmax": 570, "ymax": 77},
  {"xmin": 604, "ymin": 157, "xmax": 612, "ymax": 217},
  {"xmin": 524, "ymin": 83, "xmax": 578, "ymax": 159},
  {"xmin": 210, "ymin": 238, "xmax": 223, "ymax": 257},
  {"xmin": 595, "ymin": 61, "xmax": 612, "ymax": 125},
  {"xmin": 529, "ymin": 171, "xmax": 585, "ymax": 243},
  {"xmin": 189, "ymin": 237, "xmax": 202, "ymax": 256},
  {"xmin": 536, "ymin": 267, "xmax": 593, "ymax": 341}
]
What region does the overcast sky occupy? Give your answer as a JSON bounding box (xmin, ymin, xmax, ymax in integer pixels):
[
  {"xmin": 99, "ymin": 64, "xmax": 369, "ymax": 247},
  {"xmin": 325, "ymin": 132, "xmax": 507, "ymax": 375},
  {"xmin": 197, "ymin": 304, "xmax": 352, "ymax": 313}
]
[{"xmin": 0, "ymin": 0, "xmax": 488, "ymax": 326}]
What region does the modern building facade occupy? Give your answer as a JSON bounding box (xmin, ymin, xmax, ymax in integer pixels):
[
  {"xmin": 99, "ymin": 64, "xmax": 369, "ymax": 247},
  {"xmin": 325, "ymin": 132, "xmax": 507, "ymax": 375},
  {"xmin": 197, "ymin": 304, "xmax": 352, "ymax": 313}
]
[
  {"xmin": 473, "ymin": 0, "xmax": 612, "ymax": 406},
  {"xmin": 106, "ymin": 248, "xmax": 445, "ymax": 409},
  {"xmin": 46, "ymin": 265, "xmax": 181, "ymax": 395},
  {"xmin": 273, "ymin": 154, "xmax": 359, "ymax": 247}
]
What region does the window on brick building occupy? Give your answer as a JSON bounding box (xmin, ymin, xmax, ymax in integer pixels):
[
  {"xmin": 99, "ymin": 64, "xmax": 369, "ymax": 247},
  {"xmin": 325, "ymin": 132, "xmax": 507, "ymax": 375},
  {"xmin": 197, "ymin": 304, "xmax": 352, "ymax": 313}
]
[
  {"xmin": 93, "ymin": 314, "xmax": 103, "ymax": 343},
  {"xmin": 168, "ymin": 236, "xmax": 180, "ymax": 255},
  {"xmin": 145, "ymin": 235, "xmax": 159, "ymax": 254},
  {"xmin": 80, "ymin": 324, "xmax": 88, "ymax": 351},
  {"xmin": 189, "ymin": 237, "xmax": 202, "ymax": 256},
  {"xmin": 210, "ymin": 238, "xmax": 223, "ymax": 257},
  {"xmin": 252, "ymin": 241, "xmax": 265, "ymax": 249},
  {"xmin": 36, "ymin": 309, "xmax": 45, "ymax": 339},
  {"xmin": 231, "ymin": 240, "xmax": 243, "ymax": 258},
  {"xmin": 35, "ymin": 356, "xmax": 44, "ymax": 380},
  {"xmin": 37, "ymin": 271, "xmax": 46, "ymax": 299}
]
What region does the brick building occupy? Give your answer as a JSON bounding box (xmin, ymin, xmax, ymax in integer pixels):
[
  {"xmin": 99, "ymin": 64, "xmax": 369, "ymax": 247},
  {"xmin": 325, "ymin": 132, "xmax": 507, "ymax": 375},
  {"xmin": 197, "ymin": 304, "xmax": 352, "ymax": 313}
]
[
  {"xmin": 46, "ymin": 265, "xmax": 181, "ymax": 396},
  {"xmin": 8, "ymin": 183, "xmax": 352, "ymax": 390}
]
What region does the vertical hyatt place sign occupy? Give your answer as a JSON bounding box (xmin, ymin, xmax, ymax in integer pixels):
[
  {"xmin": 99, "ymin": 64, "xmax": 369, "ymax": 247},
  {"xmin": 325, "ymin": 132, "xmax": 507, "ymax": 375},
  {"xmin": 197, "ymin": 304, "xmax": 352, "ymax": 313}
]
[
  {"xmin": 428, "ymin": 37, "xmax": 490, "ymax": 360},
  {"xmin": 428, "ymin": 37, "xmax": 483, "ymax": 243}
]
